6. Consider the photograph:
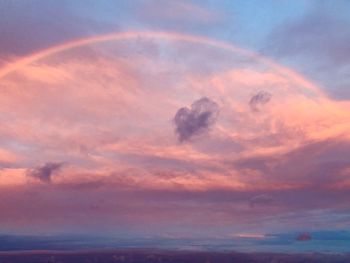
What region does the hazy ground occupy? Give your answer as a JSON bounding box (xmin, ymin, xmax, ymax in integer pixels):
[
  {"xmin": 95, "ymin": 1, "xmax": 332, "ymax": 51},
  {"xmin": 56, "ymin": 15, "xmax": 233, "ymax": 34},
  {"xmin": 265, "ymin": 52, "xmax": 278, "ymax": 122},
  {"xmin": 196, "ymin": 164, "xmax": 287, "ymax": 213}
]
[{"xmin": 0, "ymin": 250, "xmax": 349, "ymax": 263}]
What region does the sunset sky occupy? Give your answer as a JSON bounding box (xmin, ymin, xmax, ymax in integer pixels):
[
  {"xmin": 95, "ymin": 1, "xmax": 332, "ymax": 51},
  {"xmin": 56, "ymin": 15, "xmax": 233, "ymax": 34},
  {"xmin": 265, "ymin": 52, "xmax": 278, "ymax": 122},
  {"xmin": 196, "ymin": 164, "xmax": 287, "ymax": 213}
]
[{"xmin": 0, "ymin": 0, "xmax": 349, "ymax": 252}]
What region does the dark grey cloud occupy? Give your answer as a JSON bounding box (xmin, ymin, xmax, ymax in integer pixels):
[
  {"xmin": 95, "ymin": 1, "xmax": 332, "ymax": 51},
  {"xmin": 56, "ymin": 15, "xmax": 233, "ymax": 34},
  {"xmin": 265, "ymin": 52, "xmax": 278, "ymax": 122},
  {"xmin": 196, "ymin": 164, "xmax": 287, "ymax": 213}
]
[
  {"xmin": 27, "ymin": 162, "xmax": 64, "ymax": 183},
  {"xmin": 60, "ymin": 180, "xmax": 105, "ymax": 190},
  {"xmin": 249, "ymin": 91, "xmax": 272, "ymax": 112},
  {"xmin": 249, "ymin": 194, "xmax": 274, "ymax": 208},
  {"xmin": 174, "ymin": 97, "xmax": 219, "ymax": 142}
]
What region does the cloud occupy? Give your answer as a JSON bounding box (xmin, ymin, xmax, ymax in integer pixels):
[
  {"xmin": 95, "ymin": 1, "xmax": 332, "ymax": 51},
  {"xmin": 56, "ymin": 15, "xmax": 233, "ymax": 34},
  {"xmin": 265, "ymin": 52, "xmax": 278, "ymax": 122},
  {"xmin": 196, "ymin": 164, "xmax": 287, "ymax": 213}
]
[
  {"xmin": 0, "ymin": 15, "xmax": 348, "ymax": 238},
  {"xmin": 135, "ymin": 0, "xmax": 225, "ymax": 33},
  {"xmin": 233, "ymin": 138, "xmax": 350, "ymax": 190},
  {"xmin": 267, "ymin": 2, "xmax": 350, "ymax": 67},
  {"xmin": 0, "ymin": 0, "xmax": 123, "ymax": 58},
  {"xmin": 265, "ymin": 1, "xmax": 350, "ymax": 99},
  {"xmin": 27, "ymin": 162, "xmax": 64, "ymax": 183},
  {"xmin": 249, "ymin": 194, "xmax": 273, "ymax": 208},
  {"xmin": 249, "ymin": 91, "xmax": 272, "ymax": 112},
  {"xmin": 296, "ymin": 232, "xmax": 312, "ymax": 241},
  {"xmin": 174, "ymin": 97, "xmax": 219, "ymax": 142}
]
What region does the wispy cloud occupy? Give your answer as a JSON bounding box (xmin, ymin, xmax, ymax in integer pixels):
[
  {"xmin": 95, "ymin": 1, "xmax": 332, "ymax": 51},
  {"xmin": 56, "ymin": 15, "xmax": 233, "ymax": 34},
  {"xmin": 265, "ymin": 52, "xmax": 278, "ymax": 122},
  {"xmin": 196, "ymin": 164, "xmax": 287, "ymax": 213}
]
[{"xmin": 265, "ymin": 1, "xmax": 350, "ymax": 99}]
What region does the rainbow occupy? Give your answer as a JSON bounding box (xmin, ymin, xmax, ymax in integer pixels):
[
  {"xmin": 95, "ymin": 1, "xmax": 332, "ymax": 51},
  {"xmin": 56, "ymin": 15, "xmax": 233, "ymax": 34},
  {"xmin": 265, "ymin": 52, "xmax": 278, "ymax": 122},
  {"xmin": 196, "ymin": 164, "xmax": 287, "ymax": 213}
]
[{"xmin": 0, "ymin": 31, "xmax": 324, "ymax": 97}]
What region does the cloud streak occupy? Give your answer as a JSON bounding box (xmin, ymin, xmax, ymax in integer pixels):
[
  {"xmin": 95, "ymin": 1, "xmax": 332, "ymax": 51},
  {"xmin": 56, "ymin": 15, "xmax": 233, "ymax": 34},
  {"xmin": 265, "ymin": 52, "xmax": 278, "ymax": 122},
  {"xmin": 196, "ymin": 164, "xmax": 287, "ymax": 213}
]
[{"xmin": 265, "ymin": 1, "xmax": 350, "ymax": 99}]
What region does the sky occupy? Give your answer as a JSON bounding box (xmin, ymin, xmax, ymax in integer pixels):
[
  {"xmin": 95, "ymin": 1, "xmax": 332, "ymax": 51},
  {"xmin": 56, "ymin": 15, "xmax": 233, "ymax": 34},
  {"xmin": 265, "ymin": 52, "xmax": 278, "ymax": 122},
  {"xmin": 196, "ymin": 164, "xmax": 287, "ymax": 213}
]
[{"xmin": 0, "ymin": 0, "xmax": 350, "ymax": 252}]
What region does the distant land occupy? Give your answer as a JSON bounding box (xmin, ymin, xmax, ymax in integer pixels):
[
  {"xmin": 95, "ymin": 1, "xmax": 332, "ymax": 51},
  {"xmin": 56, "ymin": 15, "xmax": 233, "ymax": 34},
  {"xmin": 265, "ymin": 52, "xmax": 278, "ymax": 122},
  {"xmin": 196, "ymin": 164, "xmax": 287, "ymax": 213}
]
[
  {"xmin": 1, "ymin": 233, "xmax": 350, "ymax": 262},
  {"xmin": 0, "ymin": 249, "xmax": 350, "ymax": 263}
]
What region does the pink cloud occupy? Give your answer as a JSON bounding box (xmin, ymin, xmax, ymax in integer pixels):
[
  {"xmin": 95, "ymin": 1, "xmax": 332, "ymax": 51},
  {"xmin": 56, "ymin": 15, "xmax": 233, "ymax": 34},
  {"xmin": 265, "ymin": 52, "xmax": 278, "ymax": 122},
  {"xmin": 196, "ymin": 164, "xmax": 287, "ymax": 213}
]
[{"xmin": 0, "ymin": 33, "xmax": 349, "ymax": 236}]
